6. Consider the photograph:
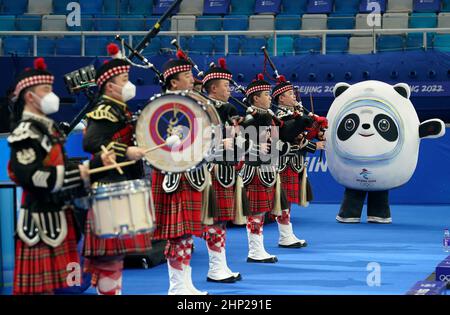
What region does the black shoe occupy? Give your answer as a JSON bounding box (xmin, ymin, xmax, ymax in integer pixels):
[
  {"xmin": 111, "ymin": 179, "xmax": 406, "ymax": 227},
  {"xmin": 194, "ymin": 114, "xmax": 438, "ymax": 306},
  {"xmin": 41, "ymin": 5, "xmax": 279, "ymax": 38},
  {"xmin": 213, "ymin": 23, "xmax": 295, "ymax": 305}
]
[
  {"xmin": 279, "ymin": 241, "xmax": 307, "ymax": 248},
  {"xmin": 246, "ymin": 256, "xmax": 278, "ymax": 263},
  {"xmin": 207, "ymin": 276, "xmax": 236, "ymax": 283},
  {"xmin": 233, "ymin": 273, "xmax": 242, "ymax": 281}
]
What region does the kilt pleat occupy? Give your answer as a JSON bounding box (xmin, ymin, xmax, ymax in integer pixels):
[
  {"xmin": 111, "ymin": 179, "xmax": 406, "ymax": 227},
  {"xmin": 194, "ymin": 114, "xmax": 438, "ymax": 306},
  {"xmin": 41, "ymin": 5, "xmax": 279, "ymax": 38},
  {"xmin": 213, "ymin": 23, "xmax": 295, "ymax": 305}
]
[
  {"xmin": 245, "ymin": 172, "xmax": 275, "ymax": 214},
  {"xmin": 151, "ymin": 170, "xmax": 203, "ymax": 240},
  {"xmin": 280, "ymin": 166, "xmax": 300, "ymax": 204},
  {"xmin": 210, "ymin": 169, "xmax": 235, "ymax": 222},
  {"xmin": 13, "ymin": 210, "xmax": 79, "ymax": 295}
]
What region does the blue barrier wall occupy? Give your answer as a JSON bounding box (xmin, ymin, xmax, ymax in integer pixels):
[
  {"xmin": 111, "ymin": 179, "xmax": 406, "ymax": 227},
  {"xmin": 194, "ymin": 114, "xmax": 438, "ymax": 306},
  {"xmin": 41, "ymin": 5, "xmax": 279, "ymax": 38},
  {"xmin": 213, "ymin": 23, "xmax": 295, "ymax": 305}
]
[
  {"xmin": 1, "ymin": 129, "xmax": 449, "ymax": 204},
  {"xmin": 1, "ymin": 51, "xmax": 450, "ymax": 122}
]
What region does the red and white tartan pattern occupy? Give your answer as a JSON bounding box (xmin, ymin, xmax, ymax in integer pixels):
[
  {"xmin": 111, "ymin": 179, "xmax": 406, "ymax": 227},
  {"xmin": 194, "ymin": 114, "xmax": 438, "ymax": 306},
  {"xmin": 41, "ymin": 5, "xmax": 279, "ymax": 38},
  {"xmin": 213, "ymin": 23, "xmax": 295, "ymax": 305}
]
[
  {"xmin": 14, "ymin": 75, "xmax": 54, "ymax": 98},
  {"xmin": 202, "ymin": 72, "xmax": 232, "ymax": 85},
  {"xmin": 96, "ymin": 65, "xmax": 130, "ymax": 87},
  {"xmin": 272, "ymin": 84, "xmax": 293, "ymax": 98},
  {"xmin": 246, "ymin": 84, "xmax": 271, "ymax": 97},
  {"xmin": 163, "ymin": 65, "xmax": 192, "ymax": 80}
]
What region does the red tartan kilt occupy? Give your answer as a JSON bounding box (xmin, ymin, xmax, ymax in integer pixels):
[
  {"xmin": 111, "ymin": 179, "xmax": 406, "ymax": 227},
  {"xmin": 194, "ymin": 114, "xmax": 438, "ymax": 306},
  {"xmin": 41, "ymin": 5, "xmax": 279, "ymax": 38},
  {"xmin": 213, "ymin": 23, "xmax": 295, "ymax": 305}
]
[
  {"xmin": 151, "ymin": 170, "xmax": 202, "ymax": 240},
  {"xmin": 211, "ymin": 169, "xmax": 235, "ymax": 222},
  {"xmin": 245, "ymin": 172, "xmax": 275, "ymax": 214},
  {"xmin": 280, "ymin": 166, "xmax": 300, "ymax": 204},
  {"xmin": 13, "ymin": 209, "xmax": 79, "ymax": 295},
  {"xmin": 82, "ymin": 209, "xmax": 153, "ymax": 259}
]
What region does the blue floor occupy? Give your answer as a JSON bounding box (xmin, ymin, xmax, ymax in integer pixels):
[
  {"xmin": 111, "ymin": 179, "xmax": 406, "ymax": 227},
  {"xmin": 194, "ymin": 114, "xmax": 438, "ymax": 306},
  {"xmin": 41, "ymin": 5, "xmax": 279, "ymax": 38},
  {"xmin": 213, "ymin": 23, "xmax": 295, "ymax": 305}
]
[
  {"xmin": 82, "ymin": 203, "xmax": 450, "ymax": 295},
  {"xmin": 2, "ymin": 203, "xmax": 448, "ymax": 295}
]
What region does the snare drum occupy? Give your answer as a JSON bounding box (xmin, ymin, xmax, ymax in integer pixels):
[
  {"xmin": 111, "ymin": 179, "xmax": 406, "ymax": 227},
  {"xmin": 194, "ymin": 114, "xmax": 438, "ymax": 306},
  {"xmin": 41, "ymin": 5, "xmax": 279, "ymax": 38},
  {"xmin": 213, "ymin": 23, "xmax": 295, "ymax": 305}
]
[
  {"xmin": 135, "ymin": 90, "xmax": 222, "ymax": 173},
  {"xmin": 91, "ymin": 179, "xmax": 155, "ymax": 238}
]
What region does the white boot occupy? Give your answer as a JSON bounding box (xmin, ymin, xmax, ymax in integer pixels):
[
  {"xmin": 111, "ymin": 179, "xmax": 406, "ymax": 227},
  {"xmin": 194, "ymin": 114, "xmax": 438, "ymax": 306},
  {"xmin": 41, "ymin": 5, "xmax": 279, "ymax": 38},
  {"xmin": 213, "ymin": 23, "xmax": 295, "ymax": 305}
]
[
  {"xmin": 184, "ymin": 265, "xmax": 208, "ymax": 295},
  {"xmin": 222, "ymin": 248, "xmax": 242, "ymax": 281},
  {"xmin": 207, "ymin": 247, "xmax": 236, "ymax": 283},
  {"xmin": 278, "ymin": 222, "xmax": 307, "ymax": 248},
  {"xmin": 167, "ymin": 261, "xmax": 191, "ymax": 295},
  {"xmin": 246, "ymin": 230, "xmax": 278, "ymax": 263}
]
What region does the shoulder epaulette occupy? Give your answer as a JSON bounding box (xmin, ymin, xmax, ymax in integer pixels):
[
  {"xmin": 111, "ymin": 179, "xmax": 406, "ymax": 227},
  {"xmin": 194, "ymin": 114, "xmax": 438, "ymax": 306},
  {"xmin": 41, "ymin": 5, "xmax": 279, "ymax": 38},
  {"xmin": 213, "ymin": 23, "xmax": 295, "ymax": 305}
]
[
  {"xmin": 7, "ymin": 121, "xmax": 43, "ymax": 144},
  {"xmin": 86, "ymin": 104, "xmax": 119, "ymax": 123}
]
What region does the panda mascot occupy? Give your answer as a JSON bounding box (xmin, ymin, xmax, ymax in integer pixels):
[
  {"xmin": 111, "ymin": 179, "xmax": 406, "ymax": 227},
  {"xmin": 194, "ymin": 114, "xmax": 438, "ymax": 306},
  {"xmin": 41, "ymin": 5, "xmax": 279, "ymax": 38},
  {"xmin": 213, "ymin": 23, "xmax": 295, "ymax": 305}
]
[{"xmin": 325, "ymin": 80, "xmax": 445, "ymax": 224}]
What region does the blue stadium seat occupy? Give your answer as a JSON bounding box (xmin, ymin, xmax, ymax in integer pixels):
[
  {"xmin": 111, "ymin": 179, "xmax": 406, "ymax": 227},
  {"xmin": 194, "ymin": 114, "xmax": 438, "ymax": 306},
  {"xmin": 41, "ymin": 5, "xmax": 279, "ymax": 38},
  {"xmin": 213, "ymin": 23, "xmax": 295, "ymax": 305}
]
[
  {"xmin": 241, "ymin": 37, "xmax": 267, "ymax": 55},
  {"xmin": 267, "ymin": 36, "xmax": 294, "ymax": 56},
  {"xmin": 334, "ymin": 0, "xmax": 359, "ymax": 14},
  {"xmin": 281, "ymin": 0, "xmax": 307, "ymax": 15},
  {"xmin": 120, "ymin": 15, "xmax": 145, "ymax": 31},
  {"xmin": 79, "ymin": 0, "xmax": 103, "ymax": 14},
  {"xmin": 37, "ymin": 37, "xmax": 56, "ymax": 56},
  {"xmin": 3, "ymin": 37, "xmax": 31, "ymax": 56},
  {"xmin": 0, "ymin": 16, "xmax": 16, "ymax": 31},
  {"xmin": 434, "ymin": 34, "xmax": 450, "ymax": 52},
  {"xmin": 406, "ymin": 33, "xmax": 434, "ymax": 50},
  {"xmin": 129, "ymin": 0, "xmax": 153, "ymax": 15},
  {"xmin": 53, "ymin": 0, "xmax": 73, "ymax": 14},
  {"xmin": 294, "ymin": 36, "xmax": 321, "ymax": 54},
  {"xmin": 203, "ymin": 0, "xmax": 230, "ymax": 15},
  {"xmin": 159, "ymin": 36, "xmax": 173, "ymax": 53},
  {"xmin": 444, "ymin": 0, "xmax": 450, "ymax": 12},
  {"xmin": 85, "ymin": 37, "xmax": 110, "ymax": 56},
  {"xmin": 16, "ymin": 15, "xmax": 42, "ymax": 31},
  {"xmin": 409, "ymin": 12, "xmax": 437, "ymax": 28},
  {"xmin": 360, "ymin": 0, "xmax": 386, "ymax": 14},
  {"xmin": 328, "ymin": 13, "xmax": 355, "ymax": 30},
  {"xmin": 326, "ymin": 36, "xmax": 348, "ymax": 53},
  {"xmin": 223, "ymin": 15, "xmax": 248, "ymax": 30},
  {"xmin": 145, "ymin": 16, "xmax": 170, "ymax": 31},
  {"xmin": 230, "ymin": 0, "xmax": 255, "ymax": 15},
  {"xmin": 196, "ymin": 16, "xmax": 222, "ymax": 31},
  {"xmin": 182, "ymin": 36, "xmax": 192, "ymax": 50},
  {"xmin": 307, "ymin": 0, "xmax": 333, "ymax": 14},
  {"xmin": 104, "ymin": 0, "xmax": 129, "ymax": 14},
  {"xmin": 254, "ymin": 0, "xmax": 281, "ymax": 14},
  {"xmin": 189, "ymin": 37, "xmax": 214, "ymax": 55},
  {"xmin": 68, "ymin": 15, "xmax": 95, "ymax": 31},
  {"xmin": 214, "ymin": 36, "xmax": 240, "ymax": 54},
  {"xmin": 55, "ymin": 37, "xmax": 82, "ymax": 56},
  {"xmin": 133, "ymin": 36, "xmax": 160, "ymax": 55},
  {"xmin": 2, "ymin": 0, "xmax": 27, "ymax": 14},
  {"xmin": 94, "ymin": 15, "xmax": 120, "ymax": 31},
  {"xmin": 275, "ymin": 14, "xmax": 301, "ymax": 30},
  {"xmin": 377, "ymin": 35, "xmax": 405, "ymax": 52},
  {"xmin": 413, "ymin": 0, "xmax": 441, "ymax": 12}
]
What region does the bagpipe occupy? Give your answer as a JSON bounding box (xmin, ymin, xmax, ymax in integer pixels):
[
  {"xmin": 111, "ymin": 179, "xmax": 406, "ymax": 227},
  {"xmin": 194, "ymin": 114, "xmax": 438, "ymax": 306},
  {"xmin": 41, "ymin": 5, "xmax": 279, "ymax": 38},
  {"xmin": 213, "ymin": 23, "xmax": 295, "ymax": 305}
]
[{"xmin": 260, "ymin": 45, "xmax": 328, "ymax": 142}]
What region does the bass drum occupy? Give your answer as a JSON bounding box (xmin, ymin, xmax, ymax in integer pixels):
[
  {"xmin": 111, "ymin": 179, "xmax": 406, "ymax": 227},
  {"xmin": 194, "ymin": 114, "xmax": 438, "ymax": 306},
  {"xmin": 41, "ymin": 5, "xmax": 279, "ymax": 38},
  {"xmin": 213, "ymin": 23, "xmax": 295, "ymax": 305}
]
[{"xmin": 135, "ymin": 90, "xmax": 222, "ymax": 173}]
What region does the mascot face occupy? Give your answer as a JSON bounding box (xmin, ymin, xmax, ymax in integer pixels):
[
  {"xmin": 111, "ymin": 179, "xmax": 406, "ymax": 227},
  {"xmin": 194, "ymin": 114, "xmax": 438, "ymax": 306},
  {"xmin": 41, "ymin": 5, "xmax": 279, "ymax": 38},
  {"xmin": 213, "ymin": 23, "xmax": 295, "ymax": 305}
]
[{"xmin": 326, "ymin": 80, "xmax": 444, "ymax": 191}]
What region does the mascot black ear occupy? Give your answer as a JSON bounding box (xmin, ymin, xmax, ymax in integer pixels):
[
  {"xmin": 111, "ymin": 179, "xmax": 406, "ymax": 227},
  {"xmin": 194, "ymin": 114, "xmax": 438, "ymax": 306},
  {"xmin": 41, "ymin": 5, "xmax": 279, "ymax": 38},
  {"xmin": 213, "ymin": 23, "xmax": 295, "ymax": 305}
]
[
  {"xmin": 393, "ymin": 83, "xmax": 411, "ymax": 99},
  {"xmin": 419, "ymin": 119, "xmax": 446, "ymax": 139},
  {"xmin": 333, "ymin": 82, "xmax": 351, "ymax": 98}
]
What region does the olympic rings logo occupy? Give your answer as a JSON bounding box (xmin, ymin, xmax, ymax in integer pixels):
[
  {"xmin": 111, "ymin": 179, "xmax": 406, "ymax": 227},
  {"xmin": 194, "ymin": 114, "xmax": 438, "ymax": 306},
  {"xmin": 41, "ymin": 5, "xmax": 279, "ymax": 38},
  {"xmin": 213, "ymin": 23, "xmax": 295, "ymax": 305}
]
[{"xmin": 438, "ymin": 274, "xmax": 450, "ymax": 282}]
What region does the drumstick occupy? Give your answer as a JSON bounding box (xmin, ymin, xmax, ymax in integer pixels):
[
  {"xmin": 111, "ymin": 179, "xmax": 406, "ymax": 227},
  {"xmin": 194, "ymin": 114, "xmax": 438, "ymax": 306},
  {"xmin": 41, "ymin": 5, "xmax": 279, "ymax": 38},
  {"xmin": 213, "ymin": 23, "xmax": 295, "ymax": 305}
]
[
  {"xmin": 100, "ymin": 145, "xmax": 124, "ymax": 175},
  {"xmin": 142, "ymin": 135, "xmax": 182, "ymax": 154},
  {"xmin": 88, "ymin": 160, "xmax": 136, "ymax": 175},
  {"xmin": 143, "ymin": 142, "xmax": 167, "ymax": 154}
]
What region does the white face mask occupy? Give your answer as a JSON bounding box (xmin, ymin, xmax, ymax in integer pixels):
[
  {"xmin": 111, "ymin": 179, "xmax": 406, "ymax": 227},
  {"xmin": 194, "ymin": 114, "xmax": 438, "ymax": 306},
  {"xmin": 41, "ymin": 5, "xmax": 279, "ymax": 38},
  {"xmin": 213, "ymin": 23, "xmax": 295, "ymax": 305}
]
[
  {"xmin": 32, "ymin": 92, "xmax": 60, "ymax": 115},
  {"xmin": 112, "ymin": 81, "xmax": 136, "ymax": 102}
]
